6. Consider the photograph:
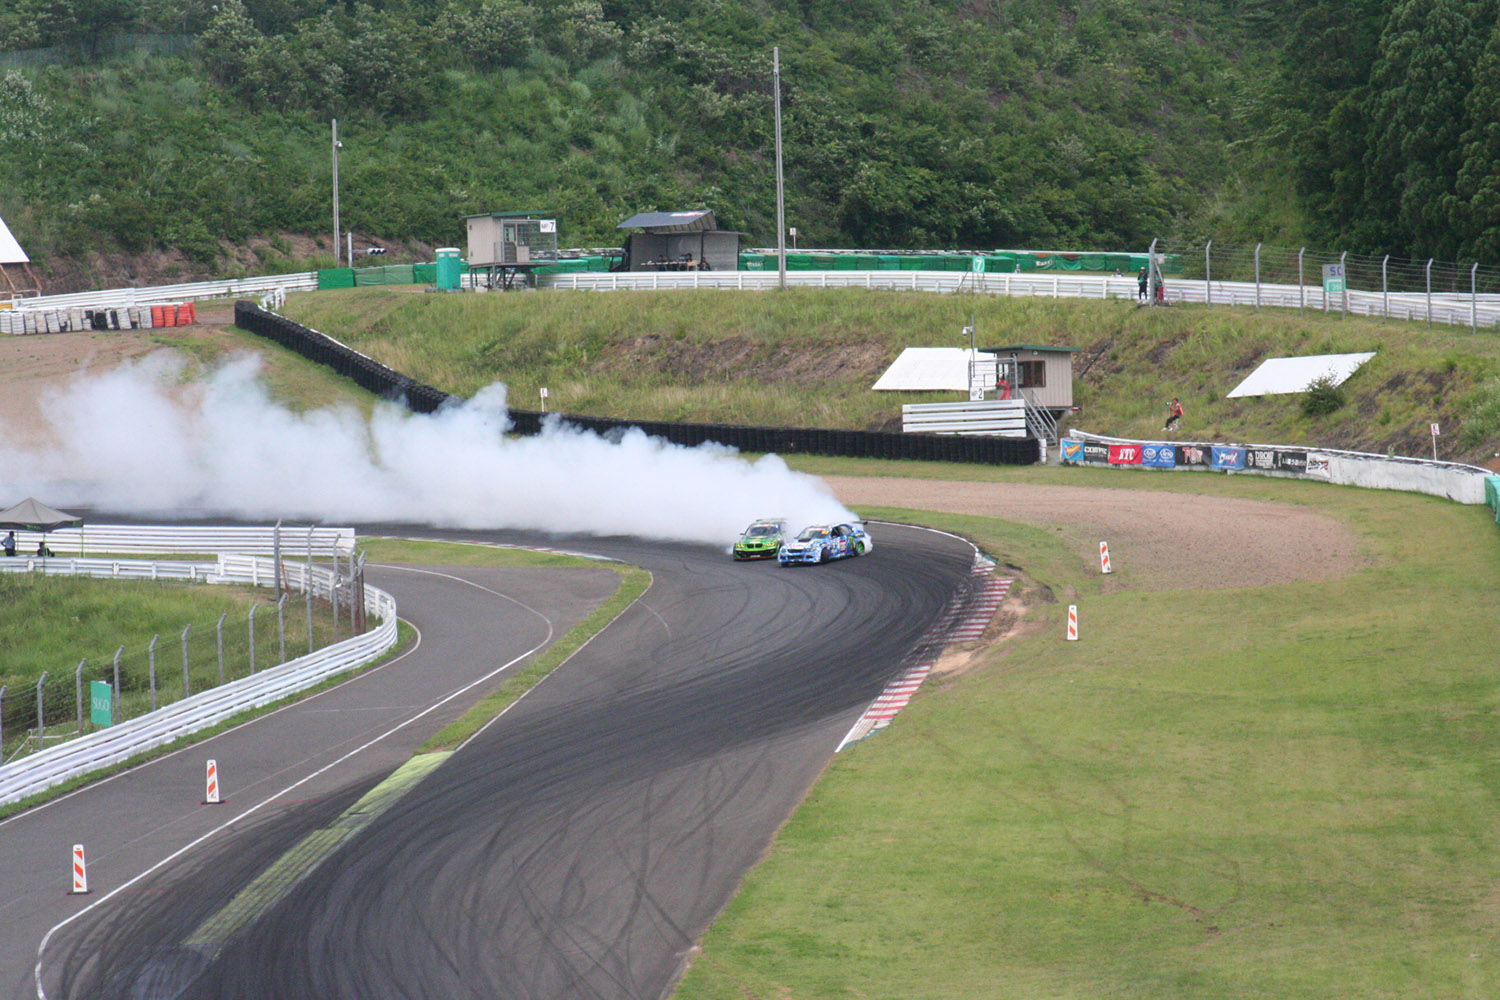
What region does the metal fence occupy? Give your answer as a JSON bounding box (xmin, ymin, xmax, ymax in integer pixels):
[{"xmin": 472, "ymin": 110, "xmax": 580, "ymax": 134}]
[{"xmin": 0, "ymin": 549, "xmax": 370, "ymax": 765}]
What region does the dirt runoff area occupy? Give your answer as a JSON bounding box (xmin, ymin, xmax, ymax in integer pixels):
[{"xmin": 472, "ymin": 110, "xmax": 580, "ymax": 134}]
[{"xmin": 824, "ymin": 476, "xmax": 1366, "ymax": 593}]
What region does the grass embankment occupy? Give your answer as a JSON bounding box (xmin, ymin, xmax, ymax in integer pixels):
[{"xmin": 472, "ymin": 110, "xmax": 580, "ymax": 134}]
[
  {"xmin": 674, "ymin": 465, "xmax": 1500, "ymax": 1000},
  {"xmin": 279, "ymin": 286, "xmax": 1500, "ymax": 464},
  {"xmin": 357, "ymin": 537, "xmax": 651, "ymax": 754}
]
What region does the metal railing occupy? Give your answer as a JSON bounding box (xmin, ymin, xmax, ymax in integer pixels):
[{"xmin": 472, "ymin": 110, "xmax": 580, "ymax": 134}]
[
  {"xmin": 2, "ymin": 523, "xmax": 354, "ymax": 558},
  {"xmin": 15, "ymin": 271, "xmax": 319, "ymax": 311},
  {"xmin": 0, "ymin": 552, "xmax": 394, "ymax": 806}
]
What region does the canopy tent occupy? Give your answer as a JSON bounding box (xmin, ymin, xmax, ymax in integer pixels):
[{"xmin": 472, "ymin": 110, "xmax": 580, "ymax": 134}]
[
  {"xmin": 0, "ymin": 213, "xmax": 41, "ymax": 300},
  {"xmin": 0, "ymin": 497, "xmax": 84, "ymax": 560}
]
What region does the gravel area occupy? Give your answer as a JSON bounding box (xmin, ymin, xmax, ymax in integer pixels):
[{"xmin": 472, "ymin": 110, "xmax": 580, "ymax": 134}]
[{"xmin": 825, "ymin": 475, "xmax": 1367, "ymax": 592}]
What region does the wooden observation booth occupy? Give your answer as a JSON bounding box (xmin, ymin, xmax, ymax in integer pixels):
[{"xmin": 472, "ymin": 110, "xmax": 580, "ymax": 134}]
[
  {"xmin": 980, "ymin": 343, "xmax": 1079, "ymax": 412},
  {"xmin": 614, "ymin": 211, "xmax": 740, "ymax": 272},
  {"xmin": 0, "ymin": 214, "xmax": 41, "ymax": 304},
  {"xmin": 463, "ymin": 211, "xmax": 559, "ymax": 289}
]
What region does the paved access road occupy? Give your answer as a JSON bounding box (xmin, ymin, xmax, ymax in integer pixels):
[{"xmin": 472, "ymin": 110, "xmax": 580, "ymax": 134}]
[{"xmin": 19, "ymin": 524, "xmax": 974, "ymax": 1000}]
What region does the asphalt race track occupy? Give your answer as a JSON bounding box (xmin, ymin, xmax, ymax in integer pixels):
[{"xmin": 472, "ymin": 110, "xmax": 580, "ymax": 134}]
[{"xmin": 13, "ymin": 522, "xmax": 975, "ymax": 1000}]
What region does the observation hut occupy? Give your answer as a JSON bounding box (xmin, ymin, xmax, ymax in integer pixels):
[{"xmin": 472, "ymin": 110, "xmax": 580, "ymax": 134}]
[
  {"xmin": 979, "ymin": 344, "xmax": 1079, "ymax": 411},
  {"xmin": 464, "ymin": 211, "xmax": 559, "ymax": 289},
  {"xmin": 614, "ymin": 211, "xmax": 740, "ymax": 273}
]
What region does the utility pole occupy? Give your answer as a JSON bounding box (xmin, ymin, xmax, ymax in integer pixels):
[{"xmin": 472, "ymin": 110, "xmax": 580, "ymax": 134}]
[
  {"xmin": 331, "ymin": 119, "xmax": 342, "ymax": 268},
  {"xmin": 773, "ymin": 47, "xmax": 786, "ymax": 290}
]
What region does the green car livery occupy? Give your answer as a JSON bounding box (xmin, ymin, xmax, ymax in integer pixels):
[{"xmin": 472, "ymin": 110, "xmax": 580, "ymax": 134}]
[{"xmin": 733, "ymin": 518, "xmax": 788, "ymax": 560}]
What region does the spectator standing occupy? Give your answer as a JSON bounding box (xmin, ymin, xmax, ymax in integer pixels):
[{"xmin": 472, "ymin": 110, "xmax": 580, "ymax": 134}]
[
  {"xmin": 1137, "ymin": 266, "xmax": 1149, "ymax": 302},
  {"xmin": 2, "ymin": 530, "xmax": 14, "ymax": 556}
]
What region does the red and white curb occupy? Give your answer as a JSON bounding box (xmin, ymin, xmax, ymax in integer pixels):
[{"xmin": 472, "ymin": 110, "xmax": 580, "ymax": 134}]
[{"xmin": 837, "ymin": 556, "xmax": 1013, "ymax": 751}]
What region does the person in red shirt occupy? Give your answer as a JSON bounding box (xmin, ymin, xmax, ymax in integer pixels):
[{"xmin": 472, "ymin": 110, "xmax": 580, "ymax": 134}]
[{"xmin": 996, "ymin": 375, "xmax": 1012, "ymax": 400}]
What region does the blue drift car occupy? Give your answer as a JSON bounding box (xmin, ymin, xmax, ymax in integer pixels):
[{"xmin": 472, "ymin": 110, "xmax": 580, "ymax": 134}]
[{"xmin": 777, "ymin": 523, "xmax": 873, "ymax": 565}]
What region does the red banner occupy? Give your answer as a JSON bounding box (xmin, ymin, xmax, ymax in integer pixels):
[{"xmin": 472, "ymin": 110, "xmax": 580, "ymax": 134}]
[{"xmin": 1108, "ymin": 443, "xmax": 1142, "ymax": 465}]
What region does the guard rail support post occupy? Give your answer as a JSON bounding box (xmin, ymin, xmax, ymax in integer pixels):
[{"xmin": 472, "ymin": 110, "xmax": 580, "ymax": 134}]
[
  {"xmin": 331, "ymin": 550, "xmax": 340, "ymax": 640},
  {"xmin": 1472, "ymin": 262, "xmax": 1479, "ymax": 333},
  {"xmin": 1426, "ymin": 259, "xmax": 1434, "ymax": 325},
  {"xmin": 75, "ymin": 659, "xmax": 85, "ymax": 731},
  {"xmin": 148, "ymin": 636, "xmax": 158, "ymax": 711},
  {"xmin": 1339, "ymin": 251, "xmax": 1348, "ymax": 318},
  {"xmin": 112, "ymin": 647, "xmax": 121, "ymax": 705},
  {"xmin": 1255, "ymin": 243, "xmax": 1262, "ymax": 309},
  {"xmin": 182, "ymin": 624, "xmax": 192, "ymax": 697},
  {"xmin": 216, "ymin": 613, "xmax": 227, "ymax": 685},
  {"xmin": 248, "ymin": 604, "xmax": 258, "ymax": 674},
  {"xmin": 1298, "ymin": 247, "xmax": 1306, "ymax": 312},
  {"xmin": 0, "ymin": 683, "xmax": 6, "ymax": 750},
  {"xmin": 277, "ymin": 593, "xmax": 287, "ymax": 664},
  {"xmin": 36, "ymin": 672, "xmax": 47, "ymax": 749},
  {"xmin": 306, "ymin": 527, "xmax": 315, "ymax": 655},
  {"xmin": 1204, "ymin": 240, "xmax": 1211, "ymax": 306}
]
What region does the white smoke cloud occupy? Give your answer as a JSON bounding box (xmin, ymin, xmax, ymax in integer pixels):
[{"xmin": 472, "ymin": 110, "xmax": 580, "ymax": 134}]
[{"xmin": 0, "ymin": 352, "xmax": 857, "ymax": 545}]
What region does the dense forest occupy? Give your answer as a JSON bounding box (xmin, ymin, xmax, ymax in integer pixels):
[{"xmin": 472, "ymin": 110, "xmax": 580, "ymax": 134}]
[{"xmin": 0, "ymin": 0, "xmax": 1494, "ymax": 280}]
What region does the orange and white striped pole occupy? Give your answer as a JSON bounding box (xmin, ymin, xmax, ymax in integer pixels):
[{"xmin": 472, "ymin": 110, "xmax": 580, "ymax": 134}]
[
  {"xmin": 1066, "ymin": 604, "xmax": 1079, "ymax": 641},
  {"xmin": 1099, "ymin": 541, "xmax": 1112, "ymax": 574},
  {"xmin": 71, "ymin": 844, "xmax": 89, "ymax": 894},
  {"xmin": 204, "ymin": 759, "xmax": 221, "ymax": 805}
]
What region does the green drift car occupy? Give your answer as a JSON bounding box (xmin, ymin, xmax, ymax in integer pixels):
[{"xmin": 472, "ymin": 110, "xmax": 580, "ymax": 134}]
[{"xmin": 733, "ymin": 518, "xmax": 789, "ymax": 560}]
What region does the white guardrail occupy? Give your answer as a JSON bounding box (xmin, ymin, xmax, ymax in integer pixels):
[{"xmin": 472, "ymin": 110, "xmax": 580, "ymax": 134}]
[
  {"xmin": 902, "ymin": 399, "xmax": 1030, "ymax": 436},
  {"xmin": 541, "ymin": 270, "xmax": 1500, "ymax": 330},
  {"xmin": 1062, "ymin": 430, "xmax": 1494, "ymax": 505},
  {"xmin": 3, "ymin": 523, "xmax": 353, "ymax": 558},
  {"xmin": 14, "ymin": 271, "xmax": 319, "ymax": 311},
  {"xmin": 0, "ymin": 538, "xmax": 396, "ymax": 807}
]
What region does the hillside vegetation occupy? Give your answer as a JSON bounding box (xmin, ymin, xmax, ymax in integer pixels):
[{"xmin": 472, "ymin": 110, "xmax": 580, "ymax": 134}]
[{"xmin": 280, "ymin": 286, "xmax": 1500, "ymax": 465}]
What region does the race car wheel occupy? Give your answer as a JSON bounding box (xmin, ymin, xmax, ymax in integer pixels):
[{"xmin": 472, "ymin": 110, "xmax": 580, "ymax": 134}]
[{"xmin": 818, "ymin": 548, "xmax": 830, "ymax": 564}]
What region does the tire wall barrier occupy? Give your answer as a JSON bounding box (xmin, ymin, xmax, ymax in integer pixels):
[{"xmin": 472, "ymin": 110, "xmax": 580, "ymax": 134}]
[
  {"xmin": 1060, "ymin": 431, "xmax": 1494, "ymax": 506},
  {"xmin": 233, "ymin": 302, "xmax": 1039, "ymax": 466}
]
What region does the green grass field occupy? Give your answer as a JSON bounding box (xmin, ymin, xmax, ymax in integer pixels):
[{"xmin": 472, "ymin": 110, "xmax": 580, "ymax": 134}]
[
  {"xmin": 670, "ymin": 464, "xmax": 1500, "ymax": 1000},
  {"xmin": 279, "ymin": 286, "xmax": 1500, "ymax": 465}
]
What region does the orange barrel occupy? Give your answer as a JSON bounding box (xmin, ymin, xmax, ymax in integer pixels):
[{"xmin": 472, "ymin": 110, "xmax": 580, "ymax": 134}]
[
  {"xmin": 180, "ymin": 301, "xmax": 196, "ymax": 324},
  {"xmin": 150, "ymin": 305, "xmax": 165, "ymax": 327}
]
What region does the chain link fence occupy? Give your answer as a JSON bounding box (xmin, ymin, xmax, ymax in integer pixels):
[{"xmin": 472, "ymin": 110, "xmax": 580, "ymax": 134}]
[{"xmin": 0, "ymin": 552, "xmax": 369, "ymax": 763}]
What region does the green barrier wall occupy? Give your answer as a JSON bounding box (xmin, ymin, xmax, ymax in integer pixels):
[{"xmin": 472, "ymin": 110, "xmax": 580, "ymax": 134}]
[
  {"xmin": 1486, "ymin": 475, "xmax": 1500, "ymax": 522},
  {"xmin": 318, "ymin": 268, "xmax": 355, "ymax": 289}
]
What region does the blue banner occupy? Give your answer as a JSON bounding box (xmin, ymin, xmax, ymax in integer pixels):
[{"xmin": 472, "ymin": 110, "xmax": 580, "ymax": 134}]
[
  {"xmin": 1211, "ymin": 446, "xmax": 1246, "ymax": 470},
  {"xmin": 1141, "ymin": 443, "xmax": 1176, "ymax": 468},
  {"xmin": 1060, "ymin": 439, "xmax": 1084, "ymax": 463}
]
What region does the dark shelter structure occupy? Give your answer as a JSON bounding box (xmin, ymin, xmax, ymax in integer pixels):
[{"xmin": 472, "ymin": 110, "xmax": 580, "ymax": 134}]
[{"xmin": 614, "ymin": 211, "xmax": 740, "ymax": 272}]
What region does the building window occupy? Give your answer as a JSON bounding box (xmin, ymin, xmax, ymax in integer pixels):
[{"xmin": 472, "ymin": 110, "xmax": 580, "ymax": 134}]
[{"xmin": 1018, "ymin": 360, "xmax": 1046, "ymax": 388}]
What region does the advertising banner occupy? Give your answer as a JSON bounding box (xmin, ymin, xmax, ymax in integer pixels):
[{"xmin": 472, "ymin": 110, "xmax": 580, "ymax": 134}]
[
  {"xmin": 1304, "ymin": 453, "xmax": 1332, "ymax": 478},
  {"xmin": 1175, "ymin": 444, "xmax": 1211, "ymax": 467},
  {"xmin": 1141, "ymin": 443, "xmax": 1176, "ymax": 468},
  {"xmin": 1246, "ymin": 448, "xmax": 1278, "ymax": 471},
  {"xmin": 1108, "ymin": 443, "xmax": 1142, "ymax": 465},
  {"xmin": 1275, "ymin": 450, "xmax": 1309, "ymax": 473},
  {"xmin": 1060, "ymin": 439, "xmax": 1084, "ymax": 463},
  {"xmin": 1083, "ymin": 441, "xmax": 1110, "ymax": 463},
  {"xmin": 1211, "ymin": 446, "xmax": 1246, "ymax": 470}
]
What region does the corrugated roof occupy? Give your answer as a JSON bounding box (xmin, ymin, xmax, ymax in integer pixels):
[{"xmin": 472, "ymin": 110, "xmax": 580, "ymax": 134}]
[
  {"xmin": 981, "ymin": 344, "xmax": 1080, "ymax": 354},
  {"xmin": 462, "ymin": 210, "xmax": 553, "ymax": 220},
  {"xmin": 617, "ymin": 210, "xmax": 717, "ymax": 232}
]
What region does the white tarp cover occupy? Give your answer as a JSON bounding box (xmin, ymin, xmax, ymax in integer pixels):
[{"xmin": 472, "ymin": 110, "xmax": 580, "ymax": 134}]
[
  {"xmin": 1226, "ymin": 352, "xmax": 1375, "ymax": 398},
  {"xmin": 0, "ymin": 214, "xmax": 28, "ymax": 264},
  {"xmin": 873, "ymin": 347, "xmax": 986, "ymax": 391}
]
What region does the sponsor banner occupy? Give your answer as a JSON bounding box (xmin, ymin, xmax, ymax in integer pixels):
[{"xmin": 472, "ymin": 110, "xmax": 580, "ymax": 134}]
[
  {"xmin": 1275, "ymin": 450, "xmax": 1309, "ymax": 473},
  {"xmin": 1211, "ymin": 446, "xmax": 1246, "ymax": 470},
  {"xmin": 1246, "ymin": 448, "xmax": 1278, "ymax": 471},
  {"xmin": 1141, "ymin": 443, "xmax": 1176, "ymax": 468},
  {"xmin": 1108, "ymin": 443, "xmax": 1142, "ymax": 465},
  {"xmin": 1176, "ymin": 444, "xmax": 1212, "ymax": 467},
  {"xmin": 1304, "ymin": 453, "xmax": 1332, "ymax": 478},
  {"xmin": 1083, "ymin": 441, "xmax": 1110, "ymax": 463},
  {"xmin": 1060, "ymin": 438, "xmax": 1084, "ymax": 463}
]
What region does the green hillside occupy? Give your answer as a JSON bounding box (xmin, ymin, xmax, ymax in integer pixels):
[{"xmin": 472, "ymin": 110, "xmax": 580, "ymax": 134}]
[
  {"xmin": 280, "ymin": 286, "xmax": 1500, "ymax": 466},
  {"xmin": 1, "ymin": 0, "xmax": 1281, "ymax": 288}
]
